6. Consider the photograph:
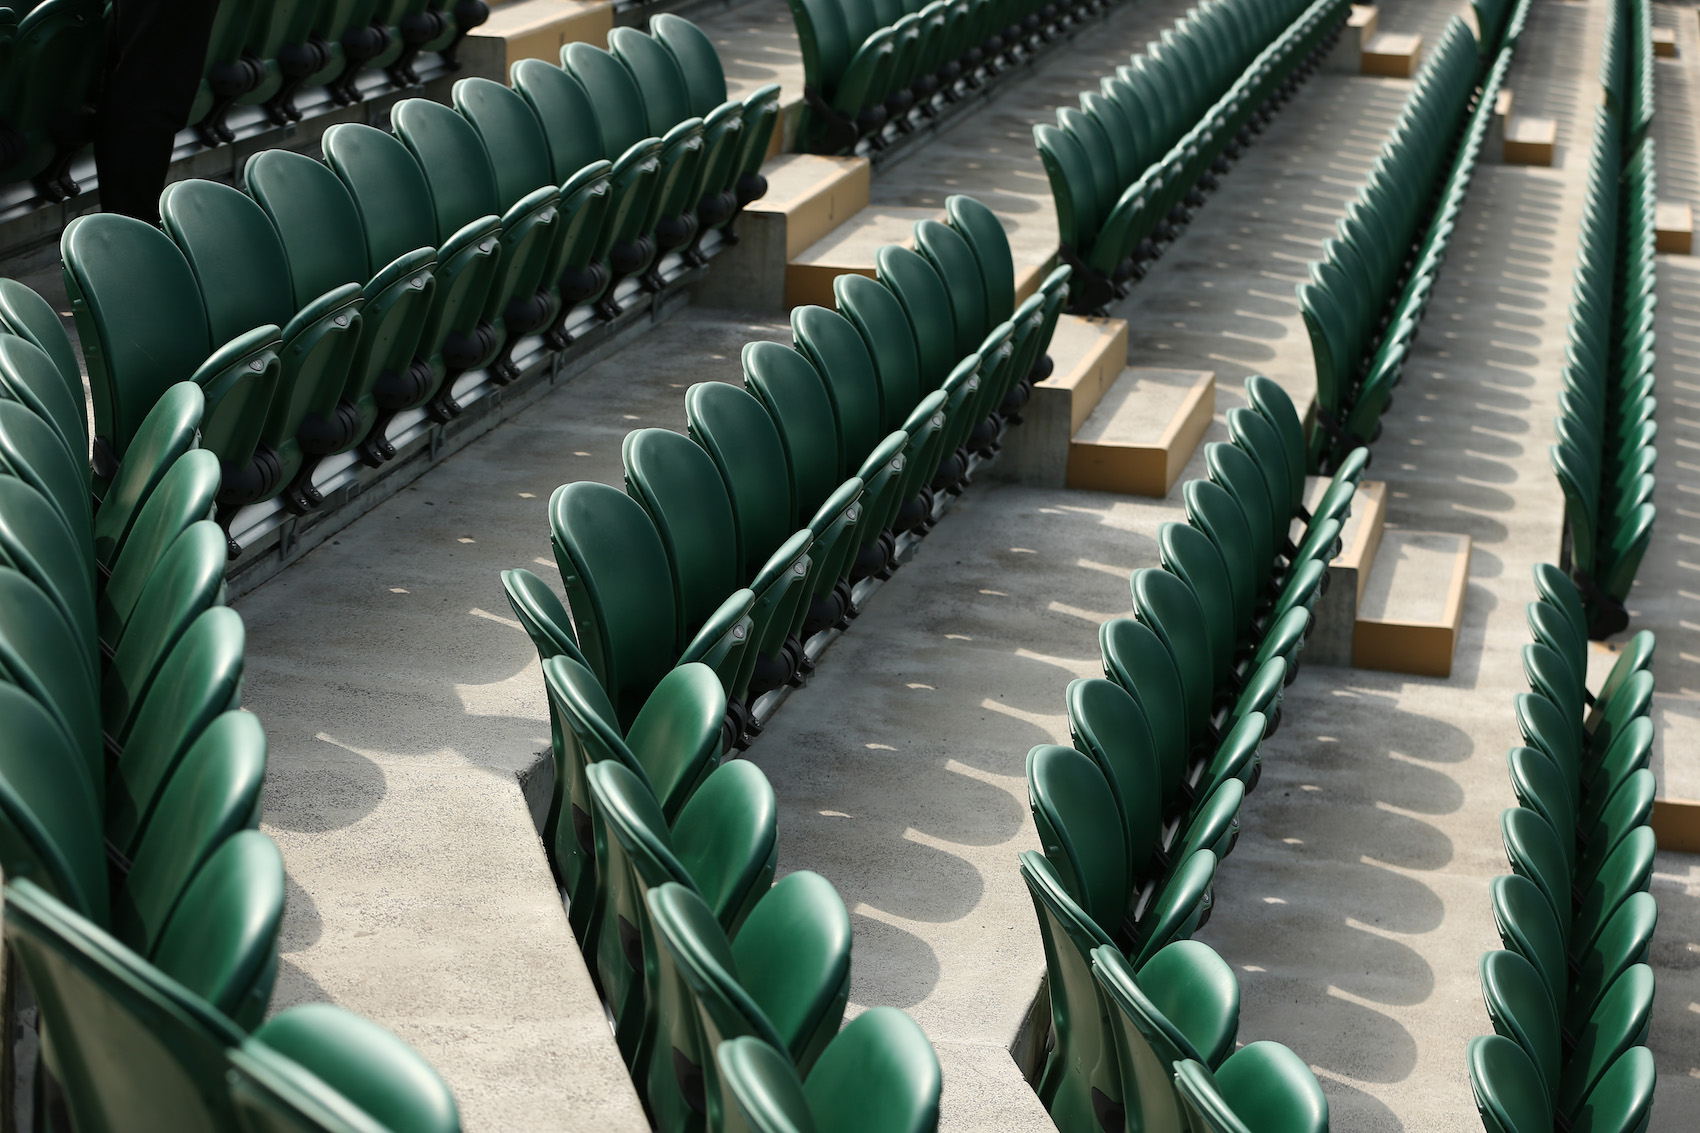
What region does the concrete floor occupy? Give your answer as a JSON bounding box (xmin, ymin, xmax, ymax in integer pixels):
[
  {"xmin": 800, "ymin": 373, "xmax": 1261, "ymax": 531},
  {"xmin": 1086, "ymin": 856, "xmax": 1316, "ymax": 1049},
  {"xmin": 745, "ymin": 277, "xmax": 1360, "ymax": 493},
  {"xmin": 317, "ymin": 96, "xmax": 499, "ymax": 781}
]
[{"xmin": 203, "ymin": 0, "xmax": 1699, "ymax": 1130}]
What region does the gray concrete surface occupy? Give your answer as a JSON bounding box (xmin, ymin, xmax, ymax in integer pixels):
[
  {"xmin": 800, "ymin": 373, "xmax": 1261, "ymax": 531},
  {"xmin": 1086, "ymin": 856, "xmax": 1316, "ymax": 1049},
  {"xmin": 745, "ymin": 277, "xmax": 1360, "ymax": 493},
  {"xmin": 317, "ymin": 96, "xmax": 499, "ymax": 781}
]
[{"xmin": 241, "ymin": 309, "xmax": 789, "ymax": 1132}]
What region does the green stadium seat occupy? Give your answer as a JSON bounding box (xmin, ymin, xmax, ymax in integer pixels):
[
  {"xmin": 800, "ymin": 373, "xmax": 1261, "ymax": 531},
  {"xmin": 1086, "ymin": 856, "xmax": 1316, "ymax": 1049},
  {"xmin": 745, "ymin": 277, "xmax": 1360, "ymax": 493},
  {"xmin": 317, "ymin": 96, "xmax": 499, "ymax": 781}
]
[
  {"xmin": 0, "ymin": 476, "xmax": 95, "ymax": 657},
  {"xmin": 646, "ymin": 874, "xmax": 852, "ymax": 1133},
  {"xmin": 714, "ymin": 1006, "xmax": 941, "ymax": 1133},
  {"xmin": 322, "ymin": 121, "xmax": 504, "ymax": 425},
  {"xmin": 624, "ymin": 425, "xmax": 814, "ymax": 702},
  {"xmin": 159, "ymin": 178, "xmax": 367, "ymax": 515},
  {"xmin": 228, "ymin": 1002, "xmax": 462, "ymax": 1133},
  {"xmin": 106, "ymin": 609, "xmax": 247, "ymax": 859},
  {"xmin": 584, "ymin": 757, "xmax": 777, "ymax": 1064},
  {"xmin": 1091, "ymin": 943, "xmax": 1239, "ymax": 1133},
  {"xmin": 89, "ymin": 382, "xmax": 203, "ymax": 568},
  {"xmin": 243, "ymin": 147, "xmax": 439, "ymax": 471},
  {"xmin": 392, "ymin": 96, "xmax": 560, "ymax": 388},
  {"xmin": 1173, "ymin": 1041, "xmax": 1328, "ymax": 1133},
  {"xmin": 511, "ymin": 58, "xmax": 662, "ymax": 322},
  {"xmin": 62, "ymin": 214, "xmax": 283, "ymax": 538},
  {"xmin": 563, "ymin": 42, "xmax": 706, "ymax": 291},
  {"xmin": 550, "ymin": 480, "xmax": 755, "ymax": 730},
  {"xmin": 651, "ymin": 14, "xmax": 782, "ymax": 229},
  {"xmin": 0, "ymin": 320, "xmax": 85, "ymax": 460}
]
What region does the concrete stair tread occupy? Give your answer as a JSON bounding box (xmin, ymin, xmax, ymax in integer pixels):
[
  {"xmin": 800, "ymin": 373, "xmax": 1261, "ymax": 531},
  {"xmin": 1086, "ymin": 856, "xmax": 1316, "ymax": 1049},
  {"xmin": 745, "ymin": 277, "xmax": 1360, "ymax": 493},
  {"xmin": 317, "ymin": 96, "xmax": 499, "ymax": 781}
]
[
  {"xmin": 1072, "ymin": 367, "xmax": 1212, "ymax": 447},
  {"xmin": 464, "ymin": 0, "xmax": 613, "ymax": 70},
  {"xmin": 1067, "ymin": 366, "xmax": 1214, "ymax": 498},
  {"xmin": 1352, "ymin": 528, "xmax": 1471, "ymax": 677},
  {"xmin": 750, "ymin": 154, "xmax": 872, "ymax": 259},
  {"xmin": 784, "ymin": 205, "xmax": 940, "ymax": 307}
]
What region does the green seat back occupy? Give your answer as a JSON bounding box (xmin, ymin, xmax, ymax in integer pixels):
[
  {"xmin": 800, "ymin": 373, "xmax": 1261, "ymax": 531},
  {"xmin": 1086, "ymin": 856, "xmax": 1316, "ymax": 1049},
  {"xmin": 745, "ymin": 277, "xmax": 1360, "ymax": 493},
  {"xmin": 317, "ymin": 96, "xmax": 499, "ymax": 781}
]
[
  {"xmin": 1025, "ymin": 743, "xmax": 1128, "ymax": 933},
  {"xmin": 511, "ymin": 58, "xmax": 610, "ymax": 178},
  {"xmin": 549, "ymin": 481, "xmax": 679, "ymax": 729},
  {"xmin": 0, "ymin": 565, "xmax": 99, "ymax": 785},
  {"xmin": 3, "ymin": 877, "xmax": 245, "ymax": 1133},
  {"xmin": 729, "ymin": 870, "xmax": 852, "ymax": 1074},
  {"xmin": 147, "ymin": 829, "xmax": 283, "ymax": 1030},
  {"xmin": 0, "ymin": 682, "xmax": 106, "ymax": 920},
  {"xmin": 1499, "ymin": 807, "xmax": 1573, "ymax": 941},
  {"xmin": 0, "ymin": 394, "xmax": 91, "ymax": 552},
  {"xmin": 1130, "ymin": 568, "xmax": 1215, "ymax": 742},
  {"xmin": 1175, "ymin": 1041, "xmax": 1328, "ymax": 1133},
  {"xmin": 563, "ymin": 41, "xmax": 654, "ymax": 156},
  {"xmin": 452, "ymin": 77, "xmax": 556, "ymax": 213},
  {"xmin": 609, "ymin": 26, "xmax": 694, "ymax": 136},
  {"xmin": 93, "ymin": 382, "xmax": 203, "ymax": 570},
  {"xmin": 0, "ymin": 332, "xmax": 87, "ymax": 467},
  {"xmin": 945, "ymin": 194, "xmax": 1016, "ymax": 326},
  {"xmin": 243, "ymin": 149, "xmax": 372, "ymax": 313},
  {"xmin": 1158, "ymin": 524, "xmax": 1237, "ymax": 681},
  {"xmin": 1205, "ymin": 441, "xmax": 1277, "ymax": 576},
  {"xmin": 1099, "ymin": 616, "xmax": 1190, "ymax": 800},
  {"xmin": 391, "ymin": 98, "xmax": 504, "ymax": 240},
  {"xmin": 743, "ymin": 340, "xmax": 845, "ymax": 506},
  {"xmin": 0, "ymin": 278, "xmax": 83, "ymax": 410},
  {"xmin": 671, "ymin": 759, "xmax": 778, "ymax": 935},
  {"xmin": 623, "ymin": 427, "xmax": 742, "ymax": 640},
  {"xmin": 231, "ymin": 1003, "xmax": 461, "ymax": 1133},
  {"xmin": 159, "ymin": 179, "xmax": 296, "ymax": 346},
  {"xmin": 790, "ymin": 305, "xmax": 883, "ymax": 471},
  {"xmin": 0, "ymin": 475, "xmax": 95, "ymax": 661},
  {"xmin": 321, "ymin": 123, "xmax": 444, "ymax": 271},
  {"xmin": 112, "ymin": 709, "xmax": 266, "ymax": 960},
  {"xmin": 102, "ymin": 521, "xmax": 229, "ymax": 744},
  {"xmin": 914, "ymin": 219, "xmax": 988, "ymax": 357},
  {"xmin": 804, "ymin": 1007, "xmax": 940, "ymax": 1133},
  {"xmin": 107, "ymin": 610, "xmax": 246, "ymax": 860},
  {"xmin": 651, "ymin": 14, "xmax": 731, "ymax": 118},
  {"xmin": 1063, "ymin": 678, "xmax": 1164, "ymax": 882},
  {"xmin": 1478, "ymin": 949, "xmax": 1560, "ymax": 1095},
  {"xmin": 684, "ymin": 381, "xmax": 799, "ymax": 578},
  {"xmin": 1490, "ymin": 874, "xmax": 1569, "ymax": 1021},
  {"xmin": 834, "ymin": 272, "xmax": 923, "ymax": 431},
  {"xmin": 875, "ymin": 246, "xmax": 957, "ymax": 388},
  {"xmin": 100, "ymin": 449, "xmax": 222, "ymax": 650},
  {"xmin": 1244, "ymin": 376, "xmax": 1306, "ymax": 513}
]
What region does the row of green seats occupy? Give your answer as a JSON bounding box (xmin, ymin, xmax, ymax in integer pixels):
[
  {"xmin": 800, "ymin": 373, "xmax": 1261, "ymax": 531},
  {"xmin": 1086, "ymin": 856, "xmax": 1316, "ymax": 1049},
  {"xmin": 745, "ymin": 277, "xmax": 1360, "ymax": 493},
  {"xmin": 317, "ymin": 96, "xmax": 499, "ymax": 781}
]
[
  {"xmin": 1299, "ymin": 17, "xmax": 1521, "ymax": 473},
  {"xmin": 1466, "ymin": 566, "xmax": 1659, "ymax": 1133},
  {"xmin": 497, "ymin": 195, "xmax": 1062, "ymax": 1125},
  {"xmin": 0, "ymin": 328, "xmax": 459, "ymax": 1124},
  {"xmin": 194, "ymin": 0, "xmax": 491, "ymax": 145},
  {"xmin": 1550, "ymin": 24, "xmax": 1656, "ymax": 640},
  {"xmin": 1600, "ymin": 0, "xmax": 1653, "ymax": 149},
  {"xmin": 1035, "ymin": 0, "xmax": 1348, "ymax": 312},
  {"xmin": 1471, "ymin": 0, "xmax": 1530, "ymax": 60},
  {"xmin": 1020, "ymin": 376, "xmax": 1360, "ymax": 1133},
  {"xmin": 0, "ymin": 16, "xmax": 777, "ymax": 552},
  {"xmin": 789, "ymin": 0, "xmax": 1102, "ymax": 155},
  {"xmin": 0, "ymin": 0, "xmax": 493, "ymax": 202}
]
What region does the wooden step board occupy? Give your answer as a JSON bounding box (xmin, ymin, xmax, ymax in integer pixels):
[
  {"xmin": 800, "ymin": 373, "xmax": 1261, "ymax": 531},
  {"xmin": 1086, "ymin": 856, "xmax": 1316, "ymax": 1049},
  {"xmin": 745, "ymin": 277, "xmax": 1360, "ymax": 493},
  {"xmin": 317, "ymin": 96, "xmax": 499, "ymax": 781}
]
[
  {"xmin": 701, "ymin": 154, "xmax": 870, "ymax": 311},
  {"xmin": 996, "ymin": 314, "xmax": 1213, "ymax": 497},
  {"xmin": 785, "ymin": 205, "xmax": 942, "ymax": 308},
  {"xmin": 1651, "ymin": 799, "xmax": 1700, "ymax": 852},
  {"xmin": 1067, "ymin": 368, "xmax": 1215, "ymax": 497},
  {"xmin": 1353, "ymin": 529, "xmax": 1472, "ymax": 678},
  {"xmin": 461, "ymin": 0, "xmax": 612, "ymax": 72}
]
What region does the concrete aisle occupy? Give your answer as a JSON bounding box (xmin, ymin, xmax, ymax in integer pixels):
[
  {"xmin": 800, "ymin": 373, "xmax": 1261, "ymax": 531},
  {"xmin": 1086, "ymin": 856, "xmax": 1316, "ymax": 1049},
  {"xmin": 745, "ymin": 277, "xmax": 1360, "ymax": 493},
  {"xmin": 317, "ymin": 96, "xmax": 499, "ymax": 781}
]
[{"xmin": 239, "ymin": 309, "xmax": 787, "ymax": 1131}]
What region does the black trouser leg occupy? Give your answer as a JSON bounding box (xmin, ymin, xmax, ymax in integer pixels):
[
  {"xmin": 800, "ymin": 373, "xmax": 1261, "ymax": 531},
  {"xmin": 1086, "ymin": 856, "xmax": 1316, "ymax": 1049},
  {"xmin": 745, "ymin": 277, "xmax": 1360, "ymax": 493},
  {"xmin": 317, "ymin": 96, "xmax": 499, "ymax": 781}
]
[{"xmin": 93, "ymin": 0, "xmax": 220, "ymax": 224}]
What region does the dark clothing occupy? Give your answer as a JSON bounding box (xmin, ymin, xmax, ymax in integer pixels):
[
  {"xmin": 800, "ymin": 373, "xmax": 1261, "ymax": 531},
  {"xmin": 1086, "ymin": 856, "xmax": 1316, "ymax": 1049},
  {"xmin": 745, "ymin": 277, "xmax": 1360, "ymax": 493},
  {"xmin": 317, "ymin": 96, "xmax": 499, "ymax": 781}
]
[{"xmin": 94, "ymin": 0, "xmax": 220, "ymax": 224}]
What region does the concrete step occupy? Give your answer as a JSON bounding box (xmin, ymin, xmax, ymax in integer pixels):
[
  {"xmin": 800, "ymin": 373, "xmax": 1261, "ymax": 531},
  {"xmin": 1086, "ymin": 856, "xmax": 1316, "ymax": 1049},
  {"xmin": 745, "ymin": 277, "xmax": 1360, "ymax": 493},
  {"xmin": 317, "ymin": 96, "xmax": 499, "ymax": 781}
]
[
  {"xmin": 784, "ymin": 204, "xmax": 942, "ymax": 308},
  {"xmin": 462, "ymin": 0, "xmax": 614, "ymax": 72},
  {"xmin": 1066, "ymin": 366, "xmax": 1215, "ymax": 498},
  {"xmin": 1296, "ymin": 475, "xmax": 1385, "ymax": 667},
  {"xmin": 1352, "ymin": 529, "xmax": 1472, "ymax": 678},
  {"xmin": 754, "ymin": 153, "xmax": 873, "ymax": 261},
  {"xmin": 994, "ymin": 311, "xmax": 1213, "ymax": 497}
]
